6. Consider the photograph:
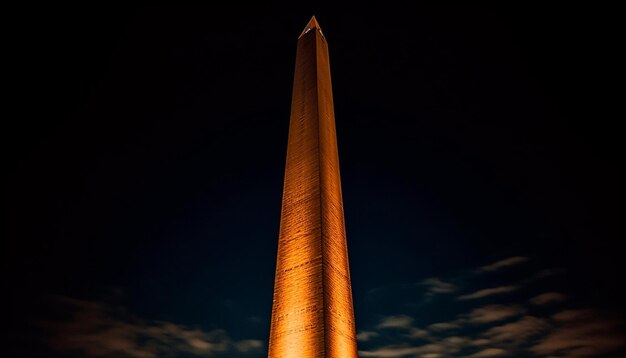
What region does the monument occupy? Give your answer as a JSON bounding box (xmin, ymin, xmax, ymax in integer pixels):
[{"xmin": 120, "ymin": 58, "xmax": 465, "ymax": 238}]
[{"xmin": 267, "ymin": 16, "xmax": 358, "ymax": 357}]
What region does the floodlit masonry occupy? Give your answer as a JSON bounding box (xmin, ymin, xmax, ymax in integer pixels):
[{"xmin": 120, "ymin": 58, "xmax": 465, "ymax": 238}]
[{"xmin": 267, "ymin": 16, "xmax": 358, "ymax": 358}]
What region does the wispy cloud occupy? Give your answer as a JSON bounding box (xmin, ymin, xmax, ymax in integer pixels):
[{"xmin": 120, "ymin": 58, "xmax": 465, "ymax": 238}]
[
  {"xmin": 457, "ymin": 285, "xmax": 518, "ymax": 300},
  {"xmin": 234, "ymin": 339, "xmax": 263, "ymax": 353},
  {"xmin": 362, "ymin": 304, "xmax": 626, "ymax": 358},
  {"xmin": 467, "ymin": 348, "xmax": 508, "ymax": 357},
  {"xmin": 358, "ymin": 258, "xmax": 625, "ymax": 358},
  {"xmin": 530, "ymin": 292, "xmax": 567, "ymax": 305},
  {"xmin": 465, "ymin": 304, "xmax": 524, "ymax": 324},
  {"xmin": 428, "ymin": 321, "xmax": 461, "ymax": 331},
  {"xmin": 357, "ymin": 330, "xmax": 380, "ymax": 342},
  {"xmin": 404, "ymin": 327, "xmax": 431, "ymax": 339},
  {"xmin": 478, "ymin": 256, "xmax": 528, "ymax": 273},
  {"xmin": 482, "ymin": 315, "xmax": 549, "ymax": 344},
  {"xmin": 469, "ymin": 339, "xmax": 491, "ymax": 347},
  {"xmin": 359, "ymin": 345, "xmax": 423, "ymax": 357},
  {"xmin": 531, "ymin": 309, "xmax": 626, "ymax": 357},
  {"xmin": 421, "ymin": 277, "xmax": 457, "ymax": 294},
  {"xmin": 359, "ymin": 337, "xmax": 469, "ymax": 358},
  {"xmin": 38, "ymin": 295, "xmax": 263, "ymax": 358},
  {"xmin": 377, "ymin": 315, "xmax": 414, "ymax": 329},
  {"xmin": 551, "ymin": 309, "xmax": 593, "ymax": 322}
]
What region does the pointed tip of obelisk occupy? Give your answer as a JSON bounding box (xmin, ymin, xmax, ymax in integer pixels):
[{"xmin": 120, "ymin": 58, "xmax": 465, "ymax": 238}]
[
  {"xmin": 308, "ymin": 15, "xmax": 320, "ymax": 29},
  {"xmin": 299, "ymin": 15, "xmax": 323, "ymax": 38}
]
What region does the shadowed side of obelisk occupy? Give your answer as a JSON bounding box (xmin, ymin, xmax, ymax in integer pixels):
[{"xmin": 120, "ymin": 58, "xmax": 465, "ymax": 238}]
[
  {"xmin": 315, "ymin": 22, "xmax": 358, "ymax": 358},
  {"xmin": 268, "ymin": 17, "xmax": 357, "ymax": 358}
]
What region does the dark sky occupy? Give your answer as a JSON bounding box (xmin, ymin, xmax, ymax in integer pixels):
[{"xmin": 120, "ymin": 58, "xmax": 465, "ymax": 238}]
[{"xmin": 4, "ymin": 3, "xmax": 624, "ymax": 357}]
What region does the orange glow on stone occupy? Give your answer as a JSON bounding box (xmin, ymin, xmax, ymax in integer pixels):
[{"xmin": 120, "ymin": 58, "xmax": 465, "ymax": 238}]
[{"xmin": 268, "ymin": 16, "xmax": 358, "ymax": 358}]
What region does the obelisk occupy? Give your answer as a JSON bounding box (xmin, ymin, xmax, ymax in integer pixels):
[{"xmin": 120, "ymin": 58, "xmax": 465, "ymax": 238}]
[{"xmin": 268, "ymin": 16, "xmax": 358, "ymax": 358}]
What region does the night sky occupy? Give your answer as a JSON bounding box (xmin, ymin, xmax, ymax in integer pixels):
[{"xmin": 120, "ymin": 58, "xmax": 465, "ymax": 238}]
[{"xmin": 4, "ymin": 3, "xmax": 624, "ymax": 357}]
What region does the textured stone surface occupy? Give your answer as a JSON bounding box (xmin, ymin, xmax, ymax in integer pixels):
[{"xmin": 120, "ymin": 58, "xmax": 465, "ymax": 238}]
[{"xmin": 268, "ymin": 17, "xmax": 358, "ymax": 358}]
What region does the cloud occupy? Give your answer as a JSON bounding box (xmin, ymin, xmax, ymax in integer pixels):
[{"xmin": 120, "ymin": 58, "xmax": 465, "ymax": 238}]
[
  {"xmin": 363, "ymin": 306, "xmax": 626, "ymax": 358},
  {"xmin": 359, "ymin": 345, "xmax": 423, "ymax": 358},
  {"xmin": 466, "ymin": 304, "xmax": 524, "ymax": 324},
  {"xmin": 38, "ymin": 295, "xmax": 263, "ymax": 358},
  {"xmin": 359, "ymin": 258, "xmax": 623, "ymax": 358},
  {"xmin": 531, "ymin": 310, "xmax": 626, "ymax": 357},
  {"xmin": 478, "ymin": 256, "xmax": 528, "ymax": 272},
  {"xmin": 357, "ymin": 330, "xmax": 380, "ymax": 342},
  {"xmin": 421, "ymin": 277, "xmax": 457, "ymax": 294},
  {"xmin": 469, "ymin": 339, "xmax": 491, "ymax": 346},
  {"xmin": 359, "ymin": 337, "xmax": 469, "ymax": 358},
  {"xmin": 405, "ymin": 327, "xmax": 431, "ymax": 339},
  {"xmin": 377, "ymin": 315, "xmax": 414, "ymax": 329},
  {"xmin": 457, "ymin": 285, "xmax": 518, "ymax": 300},
  {"xmin": 482, "ymin": 316, "xmax": 549, "ymax": 344},
  {"xmin": 530, "ymin": 292, "xmax": 567, "ymax": 305},
  {"xmin": 552, "ymin": 309, "xmax": 593, "ymax": 322},
  {"xmin": 359, "ymin": 345, "xmax": 423, "ymax": 357},
  {"xmin": 428, "ymin": 322, "xmax": 461, "ymax": 331},
  {"xmin": 467, "ymin": 348, "xmax": 508, "ymax": 357},
  {"xmin": 234, "ymin": 339, "xmax": 263, "ymax": 352}
]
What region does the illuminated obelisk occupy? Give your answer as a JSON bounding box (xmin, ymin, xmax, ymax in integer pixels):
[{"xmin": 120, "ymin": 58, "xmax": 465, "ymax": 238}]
[{"xmin": 268, "ymin": 17, "xmax": 358, "ymax": 358}]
